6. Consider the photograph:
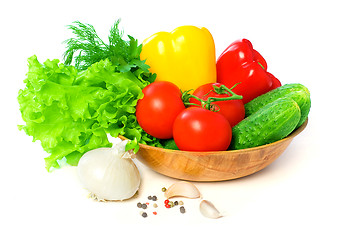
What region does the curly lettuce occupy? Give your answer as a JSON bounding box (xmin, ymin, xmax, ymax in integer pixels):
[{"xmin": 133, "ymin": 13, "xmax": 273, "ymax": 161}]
[{"xmin": 18, "ymin": 55, "xmax": 159, "ymax": 171}]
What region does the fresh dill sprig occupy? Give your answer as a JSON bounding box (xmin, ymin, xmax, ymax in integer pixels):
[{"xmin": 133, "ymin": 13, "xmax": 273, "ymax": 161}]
[
  {"xmin": 63, "ymin": 21, "xmax": 109, "ymax": 70},
  {"xmin": 63, "ymin": 19, "xmax": 151, "ymax": 75}
]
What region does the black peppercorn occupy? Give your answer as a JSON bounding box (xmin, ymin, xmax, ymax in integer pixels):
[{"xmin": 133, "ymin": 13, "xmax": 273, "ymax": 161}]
[{"xmin": 180, "ymin": 206, "xmax": 185, "ymax": 213}]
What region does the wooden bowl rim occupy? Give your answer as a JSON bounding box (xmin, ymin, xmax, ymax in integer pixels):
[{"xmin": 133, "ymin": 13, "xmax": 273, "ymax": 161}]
[{"xmin": 122, "ymin": 118, "xmax": 308, "ymax": 155}]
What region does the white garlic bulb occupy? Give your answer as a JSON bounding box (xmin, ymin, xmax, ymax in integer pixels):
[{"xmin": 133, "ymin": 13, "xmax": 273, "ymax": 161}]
[{"xmin": 77, "ymin": 141, "xmax": 140, "ymax": 201}]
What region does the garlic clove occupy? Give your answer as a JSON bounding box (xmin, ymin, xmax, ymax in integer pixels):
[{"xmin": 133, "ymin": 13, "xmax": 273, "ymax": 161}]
[
  {"xmin": 199, "ymin": 200, "xmax": 222, "ymax": 219},
  {"xmin": 165, "ymin": 181, "xmax": 201, "ymax": 199}
]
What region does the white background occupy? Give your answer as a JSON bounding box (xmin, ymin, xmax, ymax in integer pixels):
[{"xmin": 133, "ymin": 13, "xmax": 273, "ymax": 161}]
[{"xmin": 1, "ymin": 0, "xmax": 360, "ymax": 239}]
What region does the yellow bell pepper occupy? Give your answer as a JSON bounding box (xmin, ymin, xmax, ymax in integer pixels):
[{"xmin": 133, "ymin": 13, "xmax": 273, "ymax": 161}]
[{"xmin": 140, "ymin": 25, "xmax": 217, "ymax": 92}]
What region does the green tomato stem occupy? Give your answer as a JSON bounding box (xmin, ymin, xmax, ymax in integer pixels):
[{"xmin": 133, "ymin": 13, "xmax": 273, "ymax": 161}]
[{"xmin": 183, "ymin": 84, "xmax": 243, "ymax": 111}]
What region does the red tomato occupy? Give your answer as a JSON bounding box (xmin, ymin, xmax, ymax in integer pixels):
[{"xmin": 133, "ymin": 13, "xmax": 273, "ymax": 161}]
[
  {"xmin": 190, "ymin": 83, "xmax": 245, "ymax": 127},
  {"xmin": 173, "ymin": 107, "xmax": 232, "ymax": 151},
  {"xmin": 136, "ymin": 81, "xmax": 185, "ymax": 139}
]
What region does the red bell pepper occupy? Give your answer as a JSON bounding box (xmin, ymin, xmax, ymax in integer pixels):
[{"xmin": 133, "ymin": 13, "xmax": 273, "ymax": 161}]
[{"xmin": 216, "ymin": 39, "xmax": 281, "ymax": 104}]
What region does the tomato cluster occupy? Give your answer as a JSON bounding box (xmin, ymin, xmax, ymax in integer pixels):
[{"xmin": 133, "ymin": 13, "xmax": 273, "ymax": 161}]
[{"xmin": 136, "ymin": 81, "xmax": 245, "ymax": 151}]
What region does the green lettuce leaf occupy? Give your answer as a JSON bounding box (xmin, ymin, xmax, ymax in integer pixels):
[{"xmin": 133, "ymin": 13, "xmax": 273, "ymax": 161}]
[{"xmin": 18, "ymin": 55, "xmax": 158, "ymax": 171}]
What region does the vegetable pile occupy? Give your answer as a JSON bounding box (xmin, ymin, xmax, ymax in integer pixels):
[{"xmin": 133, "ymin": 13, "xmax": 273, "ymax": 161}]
[
  {"xmin": 137, "ymin": 25, "xmax": 311, "ymax": 152},
  {"xmin": 17, "ymin": 20, "xmax": 311, "ymax": 172}
]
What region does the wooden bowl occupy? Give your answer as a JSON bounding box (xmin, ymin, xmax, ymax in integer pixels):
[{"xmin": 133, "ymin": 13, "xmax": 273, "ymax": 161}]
[{"xmin": 124, "ymin": 119, "xmax": 308, "ymax": 182}]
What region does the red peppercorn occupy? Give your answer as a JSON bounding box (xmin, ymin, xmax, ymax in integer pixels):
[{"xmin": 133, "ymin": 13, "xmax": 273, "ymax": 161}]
[
  {"xmin": 165, "ymin": 204, "xmax": 171, "ymax": 208},
  {"xmin": 153, "ymin": 211, "xmax": 157, "ymax": 215},
  {"xmin": 164, "ymin": 199, "xmax": 169, "ymax": 204}
]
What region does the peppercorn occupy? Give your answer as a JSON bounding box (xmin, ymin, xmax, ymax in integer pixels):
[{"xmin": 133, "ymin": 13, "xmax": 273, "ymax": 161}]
[
  {"xmin": 137, "ymin": 202, "xmax": 142, "ymax": 208},
  {"xmin": 178, "ymin": 201, "xmax": 184, "ymax": 205},
  {"xmin": 164, "ymin": 199, "xmax": 169, "ymax": 204},
  {"xmin": 162, "ymin": 187, "xmax": 167, "ymax": 192},
  {"xmin": 147, "ymin": 196, "xmax": 152, "ymax": 200},
  {"xmin": 180, "ymin": 206, "xmax": 186, "ymax": 214},
  {"xmin": 152, "ymin": 195, "xmax": 158, "ymax": 201},
  {"xmin": 142, "ymin": 212, "xmax": 148, "ymax": 218},
  {"xmin": 153, "ymin": 203, "xmax": 158, "ymax": 208},
  {"xmin": 174, "ymin": 201, "xmax": 178, "ymax": 206},
  {"xmin": 165, "ymin": 204, "xmax": 171, "ymax": 208},
  {"xmin": 169, "ymin": 201, "xmax": 174, "ymax": 207},
  {"xmin": 141, "ymin": 203, "xmax": 147, "ymax": 209}
]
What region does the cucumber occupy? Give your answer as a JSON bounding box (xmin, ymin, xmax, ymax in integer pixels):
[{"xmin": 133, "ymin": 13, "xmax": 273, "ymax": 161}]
[
  {"xmin": 229, "ymin": 98, "xmax": 301, "ymax": 150},
  {"xmin": 245, "ymin": 83, "xmax": 310, "ymax": 128}
]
